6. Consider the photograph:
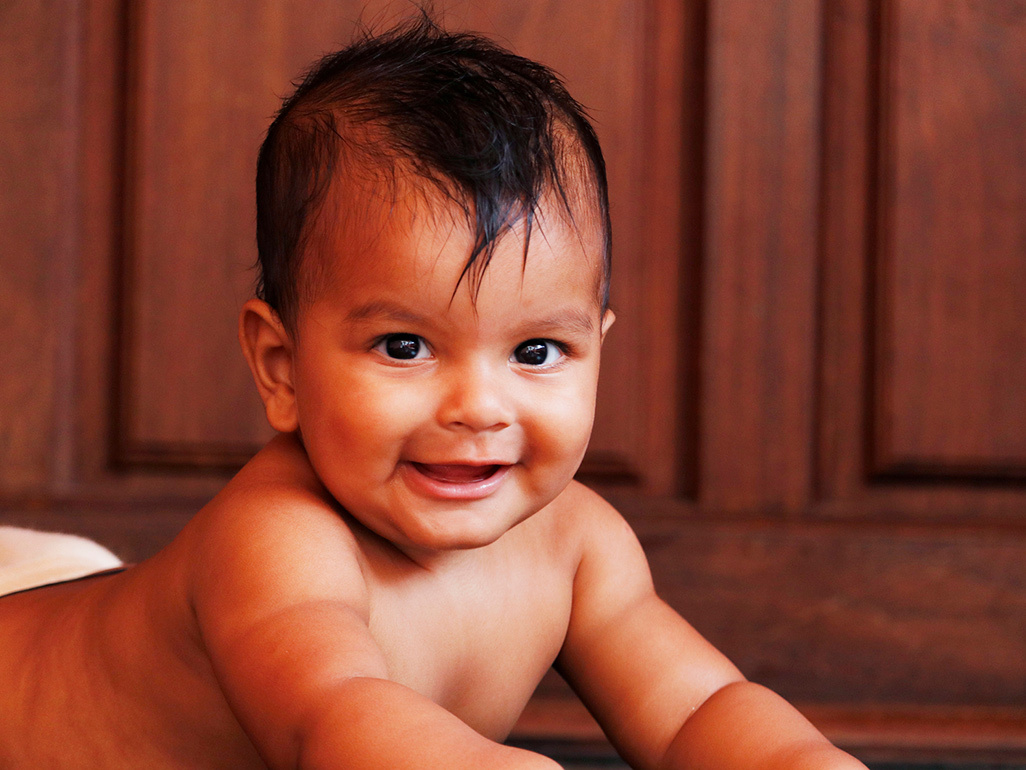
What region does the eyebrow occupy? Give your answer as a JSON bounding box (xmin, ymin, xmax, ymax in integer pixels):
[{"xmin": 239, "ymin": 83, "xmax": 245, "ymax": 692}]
[
  {"xmin": 524, "ymin": 308, "xmax": 595, "ymax": 336},
  {"xmin": 345, "ymin": 300, "xmax": 596, "ymax": 335},
  {"xmin": 345, "ymin": 301, "xmax": 430, "ymax": 325}
]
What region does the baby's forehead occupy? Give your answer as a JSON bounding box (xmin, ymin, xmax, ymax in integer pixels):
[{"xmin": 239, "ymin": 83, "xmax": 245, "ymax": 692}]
[
  {"xmin": 302, "ymin": 166, "xmax": 607, "ymax": 303},
  {"xmin": 325, "ymin": 149, "xmax": 600, "ymax": 227}
]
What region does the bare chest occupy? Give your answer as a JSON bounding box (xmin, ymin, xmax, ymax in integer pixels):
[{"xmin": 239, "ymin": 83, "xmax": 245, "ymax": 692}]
[{"xmin": 364, "ymin": 555, "xmax": 574, "ymax": 739}]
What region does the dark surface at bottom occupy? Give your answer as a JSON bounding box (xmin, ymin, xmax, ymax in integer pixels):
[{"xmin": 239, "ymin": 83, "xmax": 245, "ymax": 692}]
[
  {"xmin": 511, "ymin": 737, "xmax": 1026, "ymax": 769},
  {"xmin": 554, "ymin": 761, "xmax": 1026, "ymax": 769}
]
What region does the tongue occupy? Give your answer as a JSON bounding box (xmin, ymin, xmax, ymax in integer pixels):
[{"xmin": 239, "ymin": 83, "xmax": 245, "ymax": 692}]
[{"xmin": 415, "ymin": 463, "xmax": 498, "ymax": 483}]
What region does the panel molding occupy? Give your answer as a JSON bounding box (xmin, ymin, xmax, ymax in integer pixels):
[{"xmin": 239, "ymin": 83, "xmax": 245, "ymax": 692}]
[
  {"xmin": 106, "ymin": 0, "xmax": 690, "ymax": 492},
  {"xmin": 818, "ymin": 0, "xmax": 1026, "ymax": 505},
  {"xmin": 869, "ymin": 0, "xmax": 1026, "ymax": 482},
  {"xmin": 111, "ymin": 0, "xmax": 271, "ymax": 473}
]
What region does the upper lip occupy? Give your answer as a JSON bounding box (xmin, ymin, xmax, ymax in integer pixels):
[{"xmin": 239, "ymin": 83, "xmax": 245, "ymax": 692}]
[{"xmin": 411, "ymin": 460, "xmax": 512, "ymax": 467}]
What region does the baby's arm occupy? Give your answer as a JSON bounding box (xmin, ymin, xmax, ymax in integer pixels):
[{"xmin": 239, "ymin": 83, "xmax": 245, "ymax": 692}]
[
  {"xmin": 189, "ymin": 480, "xmax": 558, "ymax": 769},
  {"xmin": 557, "ymin": 489, "xmax": 867, "ymax": 770}
]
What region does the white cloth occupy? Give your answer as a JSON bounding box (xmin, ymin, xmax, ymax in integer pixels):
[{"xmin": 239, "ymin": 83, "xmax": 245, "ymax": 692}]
[{"xmin": 0, "ymin": 526, "xmax": 123, "ymax": 597}]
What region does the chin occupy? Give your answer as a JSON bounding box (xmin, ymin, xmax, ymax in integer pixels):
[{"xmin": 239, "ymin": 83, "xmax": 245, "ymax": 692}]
[
  {"xmin": 403, "ymin": 506, "xmax": 535, "ymax": 554},
  {"xmin": 411, "ymin": 523, "xmax": 509, "ymax": 553}
]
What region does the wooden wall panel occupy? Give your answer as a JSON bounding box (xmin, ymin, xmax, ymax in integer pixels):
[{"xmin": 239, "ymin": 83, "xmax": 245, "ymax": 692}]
[
  {"xmin": 875, "ymin": 0, "xmax": 1026, "ymax": 478},
  {"xmin": 0, "ymin": 1, "xmax": 83, "ymax": 496},
  {"xmin": 522, "ymin": 507, "xmax": 1026, "ymax": 761},
  {"xmin": 819, "ymin": 0, "xmax": 1026, "ymax": 520},
  {"xmin": 115, "ymin": 0, "xmax": 679, "ymax": 491},
  {"xmin": 4, "ymin": 0, "xmax": 1026, "ymax": 760},
  {"xmin": 117, "ymin": 0, "xmax": 398, "ymax": 465},
  {"xmin": 429, "ymin": 1, "xmax": 665, "ymax": 490},
  {"xmin": 700, "ymin": 0, "xmax": 823, "ymax": 513}
]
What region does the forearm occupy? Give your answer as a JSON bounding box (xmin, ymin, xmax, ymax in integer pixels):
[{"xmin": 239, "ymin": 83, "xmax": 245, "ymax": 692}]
[
  {"xmin": 293, "ymin": 677, "xmax": 560, "ymax": 770},
  {"xmin": 659, "ymin": 681, "xmax": 867, "ymax": 770}
]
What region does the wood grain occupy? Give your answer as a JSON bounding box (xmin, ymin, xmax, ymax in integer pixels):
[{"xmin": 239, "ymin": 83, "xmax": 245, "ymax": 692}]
[
  {"xmin": 874, "ymin": 0, "xmax": 1026, "ymax": 478},
  {"xmin": 0, "ymin": 1, "xmax": 82, "ymax": 495},
  {"xmin": 700, "ymin": 0, "xmax": 824, "ymax": 513},
  {"xmin": 817, "ymin": 0, "xmax": 1026, "ymax": 523}
]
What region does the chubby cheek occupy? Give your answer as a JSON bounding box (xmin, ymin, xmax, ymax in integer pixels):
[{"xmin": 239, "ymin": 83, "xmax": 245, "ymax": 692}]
[
  {"xmin": 298, "ymin": 373, "xmax": 415, "ymax": 473},
  {"xmin": 523, "ymin": 385, "xmax": 597, "ymax": 473},
  {"xmin": 329, "ymin": 382, "xmax": 423, "ymax": 454}
]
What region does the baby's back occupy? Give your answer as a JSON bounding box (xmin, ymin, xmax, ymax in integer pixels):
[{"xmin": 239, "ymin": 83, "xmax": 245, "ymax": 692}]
[{"xmin": 0, "ymin": 549, "xmax": 266, "ymax": 768}]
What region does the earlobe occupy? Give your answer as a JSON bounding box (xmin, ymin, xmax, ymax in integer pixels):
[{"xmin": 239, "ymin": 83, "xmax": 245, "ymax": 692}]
[
  {"xmin": 600, "ymin": 309, "xmax": 616, "ymax": 344},
  {"xmin": 239, "ymin": 298, "xmax": 299, "ymax": 433}
]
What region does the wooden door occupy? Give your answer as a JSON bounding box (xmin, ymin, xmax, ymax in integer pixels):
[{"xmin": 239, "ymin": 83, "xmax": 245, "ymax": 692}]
[{"xmin": 2, "ymin": 0, "xmax": 1025, "ymax": 763}]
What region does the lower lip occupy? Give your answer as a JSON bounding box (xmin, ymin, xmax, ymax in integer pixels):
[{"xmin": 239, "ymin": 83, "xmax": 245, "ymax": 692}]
[{"xmin": 401, "ymin": 463, "xmax": 512, "ymax": 500}]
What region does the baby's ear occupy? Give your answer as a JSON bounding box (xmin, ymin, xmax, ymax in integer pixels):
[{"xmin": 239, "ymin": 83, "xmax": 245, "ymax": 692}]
[
  {"xmin": 600, "ymin": 308, "xmax": 616, "ymax": 344},
  {"xmin": 239, "ymin": 298, "xmax": 299, "ymax": 433}
]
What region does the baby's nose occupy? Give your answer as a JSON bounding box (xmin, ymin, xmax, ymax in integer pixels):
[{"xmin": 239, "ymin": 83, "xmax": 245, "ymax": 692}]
[{"xmin": 436, "ymin": 362, "xmax": 513, "ymax": 432}]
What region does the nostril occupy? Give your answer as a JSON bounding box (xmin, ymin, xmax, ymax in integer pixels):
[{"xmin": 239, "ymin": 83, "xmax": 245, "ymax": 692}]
[{"xmin": 446, "ymin": 416, "xmax": 511, "ymax": 432}]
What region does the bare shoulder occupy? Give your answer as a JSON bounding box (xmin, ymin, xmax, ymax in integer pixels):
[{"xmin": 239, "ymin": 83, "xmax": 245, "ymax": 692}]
[
  {"xmin": 179, "ymin": 433, "xmax": 370, "ymax": 626},
  {"xmin": 546, "ymin": 480, "xmax": 623, "ymax": 531},
  {"xmin": 546, "ymin": 480, "xmax": 648, "ymax": 580},
  {"xmin": 168, "ymin": 435, "xmax": 400, "ymax": 766}
]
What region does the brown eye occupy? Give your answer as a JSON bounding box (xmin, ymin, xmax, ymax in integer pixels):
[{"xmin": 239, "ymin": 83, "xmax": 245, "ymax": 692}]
[
  {"xmin": 512, "ymin": 339, "xmax": 562, "ymax": 366},
  {"xmin": 376, "ymin": 334, "xmax": 430, "ymax": 360}
]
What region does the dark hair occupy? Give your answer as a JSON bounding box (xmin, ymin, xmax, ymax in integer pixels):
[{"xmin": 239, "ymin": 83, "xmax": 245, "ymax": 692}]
[{"xmin": 255, "ymin": 13, "xmax": 611, "ymax": 333}]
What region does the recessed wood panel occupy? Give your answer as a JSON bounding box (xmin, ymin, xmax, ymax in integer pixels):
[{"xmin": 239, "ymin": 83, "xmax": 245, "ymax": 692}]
[
  {"xmin": 0, "ymin": 1, "xmax": 82, "ymax": 494},
  {"xmin": 699, "ymin": 0, "xmax": 823, "ymax": 512},
  {"xmin": 874, "ymin": 0, "xmax": 1026, "ymax": 478},
  {"xmin": 818, "ymin": 0, "xmax": 1026, "ymax": 517},
  {"xmin": 115, "ymin": 0, "xmax": 682, "ymax": 488},
  {"xmin": 118, "ymin": 0, "xmax": 393, "ymax": 465}
]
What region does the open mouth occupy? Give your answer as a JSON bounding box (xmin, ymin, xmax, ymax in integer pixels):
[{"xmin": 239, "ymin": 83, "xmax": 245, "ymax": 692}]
[
  {"xmin": 403, "ymin": 461, "xmax": 511, "ymax": 500},
  {"xmin": 411, "ymin": 463, "xmax": 503, "ymax": 484}
]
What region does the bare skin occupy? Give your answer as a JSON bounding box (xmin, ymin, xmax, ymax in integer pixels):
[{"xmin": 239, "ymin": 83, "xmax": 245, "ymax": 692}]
[
  {"xmin": 0, "ymin": 436, "xmax": 861, "ymax": 769},
  {"xmin": 0, "ymin": 184, "xmax": 868, "ymax": 769},
  {"xmin": 0, "ymin": 434, "xmax": 573, "ymax": 768}
]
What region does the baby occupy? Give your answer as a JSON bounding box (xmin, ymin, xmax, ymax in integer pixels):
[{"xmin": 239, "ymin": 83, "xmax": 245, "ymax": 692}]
[{"xmin": 0, "ymin": 18, "xmax": 868, "ymax": 770}]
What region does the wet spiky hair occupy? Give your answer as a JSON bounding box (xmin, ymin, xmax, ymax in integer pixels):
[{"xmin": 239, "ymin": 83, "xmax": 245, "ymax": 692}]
[{"xmin": 254, "ymin": 12, "xmax": 611, "ymax": 333}]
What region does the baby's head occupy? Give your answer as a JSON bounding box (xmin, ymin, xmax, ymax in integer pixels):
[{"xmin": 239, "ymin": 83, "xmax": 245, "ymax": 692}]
[
  {"xmin": 254, "ymin": 13, "xmax": 611, "ymax": 336},
  {"xmin": 242, "ymin": 16, "xmax": 615, "ymax": 557}
]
